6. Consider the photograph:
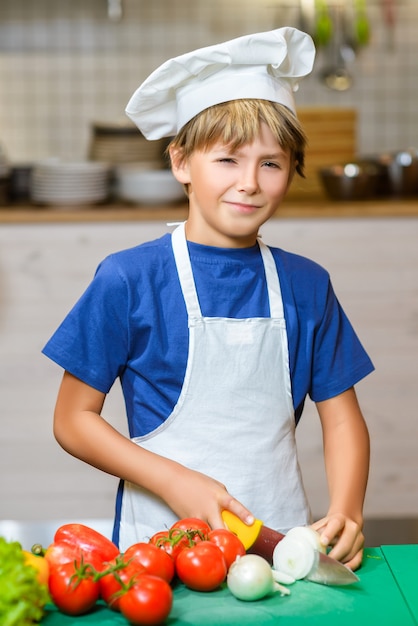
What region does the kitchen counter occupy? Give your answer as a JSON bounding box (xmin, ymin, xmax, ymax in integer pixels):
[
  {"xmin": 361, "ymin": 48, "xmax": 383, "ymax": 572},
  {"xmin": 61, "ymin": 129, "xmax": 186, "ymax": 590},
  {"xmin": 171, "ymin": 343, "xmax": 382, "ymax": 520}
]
[
  {"xmin": 41, "ymin": 545, "xmax": 418, "ymax": 625},
  {"xmin": 1, "ymin": 198, "xmax": 418, "ymax": 223}
]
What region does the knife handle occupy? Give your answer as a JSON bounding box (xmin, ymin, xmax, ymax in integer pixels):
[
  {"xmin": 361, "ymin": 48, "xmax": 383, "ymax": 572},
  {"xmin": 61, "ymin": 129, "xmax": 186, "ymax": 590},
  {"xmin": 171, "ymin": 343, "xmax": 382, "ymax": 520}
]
[{"xmin": 221, "ymin": 510, "xmax": 263, "ymax": 550}]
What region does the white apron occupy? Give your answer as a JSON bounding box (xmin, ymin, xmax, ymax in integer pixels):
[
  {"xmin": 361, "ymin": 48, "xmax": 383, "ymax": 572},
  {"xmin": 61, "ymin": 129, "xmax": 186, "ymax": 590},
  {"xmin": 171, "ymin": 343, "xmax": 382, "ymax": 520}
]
[{"xmin": 118, "ymin": 222, "xmax": 310, "ymax": 551}]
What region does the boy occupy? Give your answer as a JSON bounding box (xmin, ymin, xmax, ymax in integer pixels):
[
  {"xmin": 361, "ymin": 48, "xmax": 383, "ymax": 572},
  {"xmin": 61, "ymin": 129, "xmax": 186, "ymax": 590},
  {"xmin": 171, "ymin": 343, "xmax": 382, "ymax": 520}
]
[{"xmin": 43, "ymin": 28, "xmax": 373, "ymax": 571}]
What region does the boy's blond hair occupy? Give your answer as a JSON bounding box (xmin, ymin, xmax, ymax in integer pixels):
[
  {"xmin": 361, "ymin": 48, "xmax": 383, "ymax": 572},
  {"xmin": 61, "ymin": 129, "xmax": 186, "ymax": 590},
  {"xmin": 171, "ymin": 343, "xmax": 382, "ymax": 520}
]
[{"xmin": 168, "ymin": 99, "xmax": 307, "ymax": 178}]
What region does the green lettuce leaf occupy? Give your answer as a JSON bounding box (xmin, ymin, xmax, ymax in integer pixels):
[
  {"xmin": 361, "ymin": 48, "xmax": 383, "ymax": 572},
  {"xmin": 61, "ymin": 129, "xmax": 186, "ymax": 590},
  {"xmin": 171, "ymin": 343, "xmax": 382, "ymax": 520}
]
[{"xmin": 0, "ymin": 536, "xmax": 50, "ymax": 625}]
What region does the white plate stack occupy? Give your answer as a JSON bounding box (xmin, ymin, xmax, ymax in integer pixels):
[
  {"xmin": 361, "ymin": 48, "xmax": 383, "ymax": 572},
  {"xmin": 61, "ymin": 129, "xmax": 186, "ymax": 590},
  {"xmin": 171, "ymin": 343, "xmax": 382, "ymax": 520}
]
[{"xmin": 31, "ymin": 160, "xmax": 110, "ymax": 206}]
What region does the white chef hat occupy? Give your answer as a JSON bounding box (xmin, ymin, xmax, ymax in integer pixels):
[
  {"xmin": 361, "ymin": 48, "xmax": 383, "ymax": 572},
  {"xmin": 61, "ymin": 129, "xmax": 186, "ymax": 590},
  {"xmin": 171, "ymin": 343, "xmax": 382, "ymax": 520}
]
[{"xmin": 125, "ymin": 27, "xmax": 315, "ymax": 140}]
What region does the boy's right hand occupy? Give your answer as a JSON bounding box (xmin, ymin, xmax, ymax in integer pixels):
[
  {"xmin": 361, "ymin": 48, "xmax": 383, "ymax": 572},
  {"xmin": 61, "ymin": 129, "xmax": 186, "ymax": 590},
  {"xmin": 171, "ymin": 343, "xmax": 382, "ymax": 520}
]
[{"xmin": 157, "ymin": 461, "xmax": 254, "ymax": 531}]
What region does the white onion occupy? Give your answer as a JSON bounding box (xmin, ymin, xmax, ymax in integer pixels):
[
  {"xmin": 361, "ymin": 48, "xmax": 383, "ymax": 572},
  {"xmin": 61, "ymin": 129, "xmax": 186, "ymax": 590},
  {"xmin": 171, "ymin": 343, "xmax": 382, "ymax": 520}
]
[
  {"xmin": 227, "ymin": 554, "xmax": 290, "ymax": 601},
  {"xmin": 273, "ymin": 537, "xmax": 315, "ymax": 580},
  {"xmin": 272, "ymin": 526, "xmax": 325, "ymax": 581},
  {"xmin": 285, "ymin": 526, "xmax": 326, "ymax": 553},
  {"xmin": 271, "ymin": 569, "xmax": 296, "ymax": 585}
]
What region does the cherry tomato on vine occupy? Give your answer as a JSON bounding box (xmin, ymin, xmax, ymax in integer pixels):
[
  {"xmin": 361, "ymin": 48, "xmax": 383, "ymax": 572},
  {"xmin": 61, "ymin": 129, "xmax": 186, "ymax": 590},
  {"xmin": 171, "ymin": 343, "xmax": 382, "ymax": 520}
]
[
  {"xmin": 149, "ymin": 529, "xmax": 190, "ymax": 562},
  {"xmin": 208, "ymin": 528, "xmax": 246, "ymax": 569},
  {"xmin": 119, "ymin": 574, "xmax": 173, "ymax": 626},
  {"xmin": 99, "ymin": 557, "xmax": 145, "ymax": 612},
  {"xmin": 171, "ymin": 517, "xmax": 211, "ymax": 541},
  {"xmin": 124, "ymin": 542, "xmax": 175, "ymax": 583},
  {"xmin": 48, "ymin": 561, "xmax": 100, "ymax": 616},
  {"xmin": 175, "ymin": 540, "xmax": 227, "ymax": 591}
]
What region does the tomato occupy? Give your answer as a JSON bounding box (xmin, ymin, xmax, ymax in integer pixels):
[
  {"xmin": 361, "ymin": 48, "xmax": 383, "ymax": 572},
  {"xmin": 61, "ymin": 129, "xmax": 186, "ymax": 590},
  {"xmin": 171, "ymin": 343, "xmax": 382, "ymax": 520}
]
[
  {"xmin": 48, "ymin": 561, "xmax": 100, "ymax": 616},
  {"xmin": 149, "ymin": 529, "xmax": 190, "ymax": 562},
  {"xmin": 119, "ymin": 574, "xmax": 173, "ymax": 626},
  {"xmin": 100, "ymin": 557, "xmax": 145, "ymax": 612},
  {"xmin": 23, "ymin": 550, "xmax": 50, "ymax": 586},
  {"xmin": 208, "ymin": 528, "xmax": 246, "ymax": 570},
  {"xmin": 171, "ymin": 517, "xmax": 211, "ymax": 542},
  {"xmin": 175, "ymin": 540, "xmax": 227, "ymax": 591},
  {"xmin": 124, "ymin": 542, "xmax": 175, "ymax": 583}
]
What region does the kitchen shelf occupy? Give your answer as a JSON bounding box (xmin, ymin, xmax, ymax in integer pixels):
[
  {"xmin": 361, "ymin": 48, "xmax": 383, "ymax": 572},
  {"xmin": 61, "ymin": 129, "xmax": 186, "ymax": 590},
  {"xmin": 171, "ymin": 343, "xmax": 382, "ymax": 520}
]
[
  {"xmin": 274, "ymin": 0, "xmax": 404, "ymax": 6},
  {"xmin": 1, "ymin": 198, "xmax": 418, "ymax": 224}
]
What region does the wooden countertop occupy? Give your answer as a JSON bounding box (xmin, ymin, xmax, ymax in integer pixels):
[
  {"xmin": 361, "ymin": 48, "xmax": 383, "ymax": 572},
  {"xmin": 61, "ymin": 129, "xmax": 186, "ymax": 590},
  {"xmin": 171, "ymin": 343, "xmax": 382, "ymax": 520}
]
[{"xmin": 1, "ymin": 198, "xmax": 418, "ymax": 224}]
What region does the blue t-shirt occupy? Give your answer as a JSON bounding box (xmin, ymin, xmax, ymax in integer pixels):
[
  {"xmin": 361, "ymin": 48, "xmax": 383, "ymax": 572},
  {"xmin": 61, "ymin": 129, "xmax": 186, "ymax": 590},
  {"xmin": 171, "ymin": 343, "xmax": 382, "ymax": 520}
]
[{"xmin": 42, "ymin": 233, "xmax": 374, "ymax": 434}]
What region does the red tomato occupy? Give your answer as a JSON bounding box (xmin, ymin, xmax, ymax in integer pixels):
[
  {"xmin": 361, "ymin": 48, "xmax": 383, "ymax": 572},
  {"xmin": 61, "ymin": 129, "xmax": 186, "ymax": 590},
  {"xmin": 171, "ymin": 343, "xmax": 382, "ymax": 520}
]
[
  {"xmin": 48, "ymin": 561, "xmax": 100, "ymax": 616},
  {"xmin": 119, "ymin": 574, "xmax": 173, "ymax": 626},
  {"xmin": 208, "ymin": 528, "xmax": 246, "ymax": 569},
  {"xmin": 171, "ymin": 517, "xmax": 211, "ymax": 541},
  {"xmin": 149, "ymin": 530, "xmax": 190, "ymax": 562},
  {"xmin": 99, "ymin": 558, "xmax": 145, "ymax": 612},
  {"xmin": 124, "ymin": 542, "xmax": 175, "ymax": 583},
  {"xmin": 175, "ymin": 541, "xmax": 227, "ymax": 591}
]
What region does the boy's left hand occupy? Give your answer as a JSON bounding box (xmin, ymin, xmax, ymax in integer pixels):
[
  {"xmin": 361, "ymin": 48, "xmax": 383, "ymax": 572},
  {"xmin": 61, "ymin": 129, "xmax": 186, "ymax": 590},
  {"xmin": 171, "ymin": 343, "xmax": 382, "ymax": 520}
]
[{"xmin": 311, "ymin": 513, "xmax": 364, "ymax": 571}]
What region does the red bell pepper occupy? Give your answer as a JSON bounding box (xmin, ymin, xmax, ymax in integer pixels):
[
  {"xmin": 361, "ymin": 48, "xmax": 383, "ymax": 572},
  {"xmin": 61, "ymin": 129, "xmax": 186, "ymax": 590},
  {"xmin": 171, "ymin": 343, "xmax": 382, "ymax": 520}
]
[{"xmin": 44, "ymin": 523, "xmax": 119, "ymax": 573}]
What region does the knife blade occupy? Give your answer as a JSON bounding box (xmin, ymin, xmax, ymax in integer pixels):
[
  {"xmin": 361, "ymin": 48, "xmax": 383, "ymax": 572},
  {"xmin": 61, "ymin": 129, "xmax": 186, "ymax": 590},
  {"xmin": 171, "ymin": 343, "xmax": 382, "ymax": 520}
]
[{"xmin": 222, "ymin": 511, "xmax": 359, "ymax": 586}]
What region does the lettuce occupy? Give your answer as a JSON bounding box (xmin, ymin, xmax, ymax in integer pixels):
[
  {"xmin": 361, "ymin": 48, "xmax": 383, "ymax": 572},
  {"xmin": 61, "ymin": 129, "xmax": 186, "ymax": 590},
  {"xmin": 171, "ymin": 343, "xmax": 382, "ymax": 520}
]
[{"xmin": 0, "ymin": 537, "xmax": 50, "ymax": 626}]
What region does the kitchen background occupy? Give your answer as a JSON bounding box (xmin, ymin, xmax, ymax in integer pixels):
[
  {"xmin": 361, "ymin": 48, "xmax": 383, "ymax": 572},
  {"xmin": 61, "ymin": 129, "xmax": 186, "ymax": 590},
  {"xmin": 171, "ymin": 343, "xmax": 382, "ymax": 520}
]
[
  {"xmin": 0, "ymin": 0, "xmax": 417, "ymax": 163},
  {"xmin": 1, "ymin": 0, "xmax": 418, "ymax": 546}
]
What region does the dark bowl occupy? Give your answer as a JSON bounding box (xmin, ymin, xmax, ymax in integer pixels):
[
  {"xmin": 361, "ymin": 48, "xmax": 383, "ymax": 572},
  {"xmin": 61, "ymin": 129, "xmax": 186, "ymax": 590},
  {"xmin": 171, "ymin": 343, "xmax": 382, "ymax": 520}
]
[
  {"xmin": 362, "ymin": 149, "xmax": 418, "ymax": 197},
  {"xmin": 386, "ymin": 149, "xmax": 418, "ymax": 196},
  {"xmin": 319, "ymin": 162, "xmax": 381, "ymax": 201}
]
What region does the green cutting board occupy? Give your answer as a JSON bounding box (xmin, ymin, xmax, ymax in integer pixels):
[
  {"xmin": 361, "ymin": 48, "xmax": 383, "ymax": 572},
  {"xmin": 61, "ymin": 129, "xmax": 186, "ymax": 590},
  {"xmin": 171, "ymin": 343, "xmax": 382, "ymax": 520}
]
[
  {"xmin": 42, "ymin": 548, "xmax": 416, "ymax": 626},
  {"xmin": 381, "ymin": 544, "xmax": 418, "ymax": 624}
]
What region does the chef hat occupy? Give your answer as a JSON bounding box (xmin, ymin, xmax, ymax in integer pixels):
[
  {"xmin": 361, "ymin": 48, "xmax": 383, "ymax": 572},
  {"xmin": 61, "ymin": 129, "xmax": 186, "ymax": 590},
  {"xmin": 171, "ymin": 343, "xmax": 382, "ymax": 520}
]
[{"xmin": 125, "ymin": 27, "xmax": 315, "ymax": 140}]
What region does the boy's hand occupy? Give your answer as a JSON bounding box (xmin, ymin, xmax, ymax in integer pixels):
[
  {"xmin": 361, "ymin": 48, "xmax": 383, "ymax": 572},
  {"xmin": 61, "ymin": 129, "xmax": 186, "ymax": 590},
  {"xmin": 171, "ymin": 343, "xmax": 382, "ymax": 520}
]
[
  {"xmin": 158, "ymin": 462, "xmax": 254, "ymax": 531},
  {"xmin": 311, "ymin": 513, "xmax": 364, "ymax": 571}
]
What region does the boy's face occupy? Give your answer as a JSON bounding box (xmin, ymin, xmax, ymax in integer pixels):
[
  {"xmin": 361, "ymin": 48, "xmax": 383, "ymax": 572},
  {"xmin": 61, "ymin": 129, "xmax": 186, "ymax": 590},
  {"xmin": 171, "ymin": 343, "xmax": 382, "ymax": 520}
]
[{"xmin": 171, "ymin": 122, "xmax": 293, "ymax": 248}]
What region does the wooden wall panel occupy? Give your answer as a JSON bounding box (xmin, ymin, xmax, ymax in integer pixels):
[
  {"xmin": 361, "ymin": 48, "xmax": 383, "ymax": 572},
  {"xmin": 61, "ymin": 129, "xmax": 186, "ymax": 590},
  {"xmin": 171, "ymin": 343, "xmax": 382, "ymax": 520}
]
[{"xmin": 288, "ymin": 108, "xmax": 357, "ymax": 200}]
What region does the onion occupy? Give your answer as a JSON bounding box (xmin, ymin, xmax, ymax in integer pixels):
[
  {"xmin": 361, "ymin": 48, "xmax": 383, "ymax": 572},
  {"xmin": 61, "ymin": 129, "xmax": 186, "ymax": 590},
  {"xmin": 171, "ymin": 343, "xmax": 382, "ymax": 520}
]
[
  {"xmin": 285, "ymin": 526, "xmax": 326, "ymax": 553},
  {"xmin": 271, "ymin": 569, "xmax": 296, "ymax": 585},
  {"xmin": 227, "ymin": 554, "xmax": 290, "ymax": 601},
  {"xmin": 272, "ymin": 526, "xmax": 325, "ymax": 581},
  {"xmin": 273, "ymin": 537, "xmax": 315, "ymax": 580}
]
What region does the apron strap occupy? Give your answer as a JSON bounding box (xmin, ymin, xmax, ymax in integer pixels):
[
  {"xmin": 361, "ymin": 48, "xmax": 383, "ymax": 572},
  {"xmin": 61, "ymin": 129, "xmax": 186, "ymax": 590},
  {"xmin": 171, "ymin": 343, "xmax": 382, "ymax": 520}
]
[
  {"xmin": 171, "ymin": 222, "xmax": 202, "ymax": 317},
  {"xmin": 171, "ymin": 222, "xmax": 284, "ymax": 319},
  {"xmin": 258, "ymin": 238, "xmax": 285, "ymax": 319}
]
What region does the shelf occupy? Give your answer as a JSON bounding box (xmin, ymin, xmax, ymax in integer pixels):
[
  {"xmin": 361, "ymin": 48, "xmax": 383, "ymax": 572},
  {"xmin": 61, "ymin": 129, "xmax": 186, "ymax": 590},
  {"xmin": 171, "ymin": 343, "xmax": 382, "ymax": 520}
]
[{"xmin": 1, "ymin": 199, "xmax": 418, "ymax": 224}]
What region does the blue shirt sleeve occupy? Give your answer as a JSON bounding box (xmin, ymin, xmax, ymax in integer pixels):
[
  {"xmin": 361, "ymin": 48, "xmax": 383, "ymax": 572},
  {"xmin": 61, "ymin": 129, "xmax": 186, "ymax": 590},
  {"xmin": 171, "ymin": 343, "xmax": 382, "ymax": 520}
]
[{"xmin": 43, "ymin": 255, "xmax": 130, "ymax": 394}]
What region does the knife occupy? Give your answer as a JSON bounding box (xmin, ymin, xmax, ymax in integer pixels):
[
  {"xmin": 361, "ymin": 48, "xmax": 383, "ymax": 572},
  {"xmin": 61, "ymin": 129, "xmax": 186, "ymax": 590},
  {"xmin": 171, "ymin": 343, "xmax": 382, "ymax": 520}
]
[{"xmin": 222, "ymin": 511, "xmax": 359, "ymax": 586}]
